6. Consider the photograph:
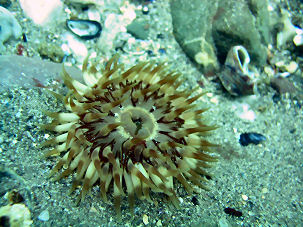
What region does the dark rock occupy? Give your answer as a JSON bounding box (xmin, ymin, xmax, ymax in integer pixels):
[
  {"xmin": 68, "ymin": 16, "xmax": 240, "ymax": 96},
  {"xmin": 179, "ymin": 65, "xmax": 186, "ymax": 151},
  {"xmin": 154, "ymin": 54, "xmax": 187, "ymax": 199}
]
[
  {"xmin": 0, "ymin": 215, "xmax": 10, "ymax": 227},
  {"xmin": 270, "ymin": 76, "xmax": 297, "ymax": 94},
  {"xmin": 191, "ymin": 196, "xmax": 199, "ymax": 205},
  {"xmin": 272, "ymin": 93, "xmax": 281, "ymax": 103}
]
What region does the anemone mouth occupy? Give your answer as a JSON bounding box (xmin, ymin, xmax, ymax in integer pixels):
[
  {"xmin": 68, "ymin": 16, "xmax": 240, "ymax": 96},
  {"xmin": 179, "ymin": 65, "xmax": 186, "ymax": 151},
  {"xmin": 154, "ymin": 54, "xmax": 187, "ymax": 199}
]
[
  {"xmin": 41, "ymin": 55, "xmax": 218, "ymax": 217},
  {"xmin": 119, "ymin": 106, "xmax": 157, "ymax": 140}
]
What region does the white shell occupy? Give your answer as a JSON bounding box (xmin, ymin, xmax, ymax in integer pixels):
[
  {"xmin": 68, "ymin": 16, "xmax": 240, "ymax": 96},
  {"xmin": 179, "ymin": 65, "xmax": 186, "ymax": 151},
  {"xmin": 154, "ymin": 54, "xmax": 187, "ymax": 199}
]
[{"xmin": 66, "ymin": 19, "xmax": 102, "ymax": 40}]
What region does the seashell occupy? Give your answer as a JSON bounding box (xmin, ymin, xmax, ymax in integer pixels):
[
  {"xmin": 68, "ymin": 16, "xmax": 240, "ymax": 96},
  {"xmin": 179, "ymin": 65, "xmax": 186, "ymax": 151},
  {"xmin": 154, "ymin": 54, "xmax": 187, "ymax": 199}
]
[
  {"xmin": 218, "ymin": 45, "xmax": 255, "ymax": 96},
  {"xmin": 239, "ymin": 132, "xmax": 266, "ymax": 146},
  {"xmin": 66, "ymin": 19, "xmax": 102, "ymax": 40}
]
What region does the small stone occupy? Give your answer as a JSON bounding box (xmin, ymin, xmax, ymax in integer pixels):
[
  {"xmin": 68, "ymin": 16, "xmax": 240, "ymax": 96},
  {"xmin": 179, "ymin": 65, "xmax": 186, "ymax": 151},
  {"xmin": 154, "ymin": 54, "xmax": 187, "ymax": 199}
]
[
  {"xmin": 248, "ymin": 211, "xmax": 255, "ymax": 216},
  {"xmin": 156, "ymin": 220, "xmax": 162, "ymax": 226},
  {"xmin": 38, "ymin": 43, "xmax": 65, "ymax": 63},
  {"xmin": 270, "ymin": 76, "xmax": 296, "ymax": 94},
  {"xmin": 127, "ymin": 19, "xmax": 150, "ymax": 40},
  {"xmin": 218, "ymin": 217, "xmax": 229, "ymax": 227},
  {"xmin": 242, "ymin": 194, "xmax": 248, "ymax": 201},
  {"xmin": 210, "ymin": 97, "xmax": 219, "ymax": 104},
  {"xmin": 234, "ymin": 103, "xmax": 256, "ymax": 121},
  {"xmin": 261, "ymin": 188, "xmax": 268, "ymax": 194},
  {"xmin": 276, "ymin": 61, "xmax": 298, "ymax": 74},
  {"xmin": 89, "ymin": 206, "xmax": 98, "ymax": 213},
  {"xmin": 38, "ymin": 210, "xmax": 49, "ymax": 221},
  {"xmin": 264, "ymin": 66, "xmax": 275, "ymax": 77},
  {"xmin": 142, "ymin": 214, "xmax": 149, "ymax": 225},
  {"xmin": 285, "ymin": 61, "xmax": 298, "ymax": 74},
  {"xmin": 142, "ymin": 5, "xmax": 149, "ymax": 14}
]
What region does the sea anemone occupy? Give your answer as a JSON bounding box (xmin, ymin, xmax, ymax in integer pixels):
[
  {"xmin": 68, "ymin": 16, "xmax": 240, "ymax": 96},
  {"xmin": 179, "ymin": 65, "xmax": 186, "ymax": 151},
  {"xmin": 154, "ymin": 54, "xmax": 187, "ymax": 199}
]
[{"xmin": 41, "ymin": 55, "xmax": 218, "ymax": 217}]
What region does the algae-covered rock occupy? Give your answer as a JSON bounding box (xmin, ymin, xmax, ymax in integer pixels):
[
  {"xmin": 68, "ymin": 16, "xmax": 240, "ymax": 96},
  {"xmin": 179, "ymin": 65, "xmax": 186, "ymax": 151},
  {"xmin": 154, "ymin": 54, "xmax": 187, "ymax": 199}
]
[
  {"xmin": 170, "ymin": 0, "xmax": 271, "ymax": 71},
  {"xmin": 170, "ymin": 0, "xmax": 219, "ymax": 71},
  {"xmin": 38, "ymin": 42, "xmax": 65, "ymax": 63}
]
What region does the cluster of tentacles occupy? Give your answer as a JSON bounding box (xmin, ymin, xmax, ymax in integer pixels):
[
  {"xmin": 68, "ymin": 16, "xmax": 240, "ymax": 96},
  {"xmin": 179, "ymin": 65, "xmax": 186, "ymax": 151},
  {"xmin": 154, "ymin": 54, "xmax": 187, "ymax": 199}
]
[{"xmin": 41, "ymin": 55, "xmax": 218, "ymax": 217}]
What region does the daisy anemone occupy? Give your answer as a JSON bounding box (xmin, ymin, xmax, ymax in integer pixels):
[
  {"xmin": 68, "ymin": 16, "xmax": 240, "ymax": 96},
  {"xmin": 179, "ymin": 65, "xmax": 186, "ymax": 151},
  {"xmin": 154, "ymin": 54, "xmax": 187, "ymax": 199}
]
[{"xmin": 41, "ymin": 55, "xmax": 218, "ymax": 217}]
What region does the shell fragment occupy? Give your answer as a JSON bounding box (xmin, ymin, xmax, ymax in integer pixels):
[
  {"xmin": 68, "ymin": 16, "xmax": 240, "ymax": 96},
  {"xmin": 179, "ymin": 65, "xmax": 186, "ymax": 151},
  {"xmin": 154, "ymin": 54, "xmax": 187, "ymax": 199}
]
[{"xmin": 66, "ymin": 19, "xmax": 102, "ymax": 40}]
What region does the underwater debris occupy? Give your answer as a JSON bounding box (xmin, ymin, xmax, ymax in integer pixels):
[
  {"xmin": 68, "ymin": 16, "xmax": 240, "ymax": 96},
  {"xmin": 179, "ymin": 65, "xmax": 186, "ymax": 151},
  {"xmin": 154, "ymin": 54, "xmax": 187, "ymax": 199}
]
[
  {"xmin": 219, "ymin": 45, "xmax": 255, "ymax": 96},
  {"xmin": 239, "ymin": 132, "xmax": 266, "ymax": 146},
  {"xmin": 66, "ymin": 19, "xmax": 102, "ymax": 40}
]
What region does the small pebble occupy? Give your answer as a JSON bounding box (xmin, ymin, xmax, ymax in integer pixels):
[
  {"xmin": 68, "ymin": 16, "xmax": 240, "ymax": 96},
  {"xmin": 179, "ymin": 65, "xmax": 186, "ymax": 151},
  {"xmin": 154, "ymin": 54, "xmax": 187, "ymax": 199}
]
[
  {"xmin": 156, "ymin": 220, "xmax": 162, "ymax": 226},
  {"xmin": 235, "ymin": 104, "xmax": 256, "ymax": 121},
  {"xmin": 248, "ymin": 211, "xmax": 255, "ymax": 216},
  {"xmin": 218, "ymin": 217, "xmax": 229, "ymax": 227},
  {"xmin": 143, "ymin": 214, "xmax": 149, "ymax": 225},
  {"xmin": 191, "ymin": 196, "xmax": 199, "ymax": 205},
  {"xmin": 241, "ymin": 194, "xmax": 248, "ymax": 201},
  {"xmin": 158, "ymin": 48, "xmax": 166, "ymax": 54},
  {"xmin": 89, "ymin": 206, "xmax": 98, "ymax": 213},
  {"xmin": 142, "ymin": 5, "xmax": 149, "ymax": 14},
  {"xmin": 38, "ymin": 210, "xmax": 49, "ymax": 221},
  {"xmin": 270, "ymin": 76, "xmax": 296, "ymax": 94},
  {"xmin": 285, "ymin": 61, "xmax": 298, "ymax": 74},
  {"xmin": 210, "ymin": 97, "xmax": 219, "ymax": 104},
  {"xmin": 261, "ymin": 188, "xmax": 268, "ymax": 194}
]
